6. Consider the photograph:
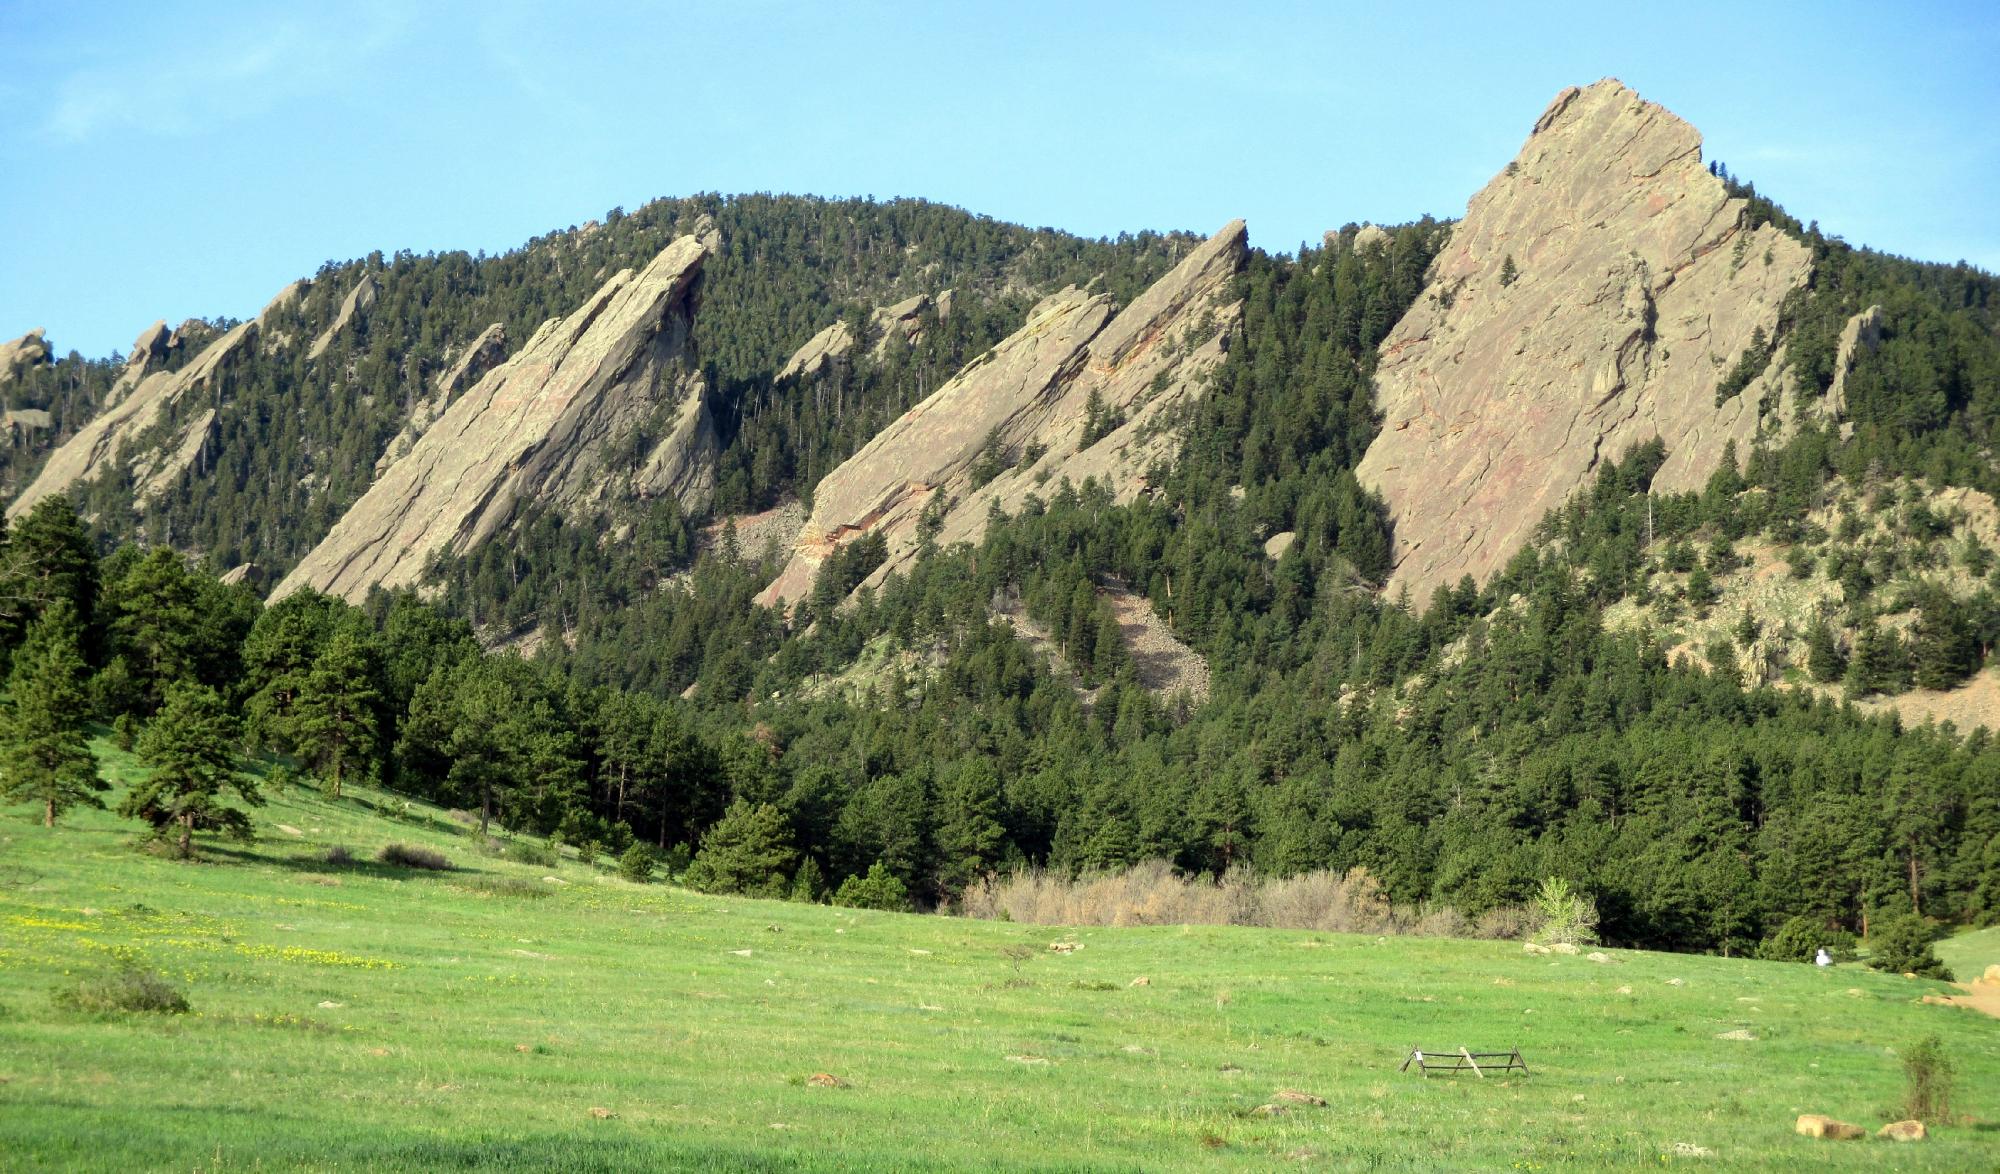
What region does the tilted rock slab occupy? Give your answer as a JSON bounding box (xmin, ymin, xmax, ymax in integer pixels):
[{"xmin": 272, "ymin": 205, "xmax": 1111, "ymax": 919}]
[
  {"xmin": 276, "ymin": 234, "xmax": 718, "ymax": 603},
  {"xmin": 0, "ymin": 329, "xmax": 52, "ymax": 385},
  {"xmin": 1355, "ymin": 79, "xmax": 1812, "ymax": 604},
  {"xmin": 375, "ymin": 322, "xmax": 509, "ymax": 476},
  {"xmin": 776, "ymin": 319, "xmax": 855, "ymax": 383},
  {"xmin": 10, "ymin": 317, "xmax": 260, "ymax": 518},
  {"xmin": 308, "ymin": 274, "xmax": 379, "ymax": 360},
  {"xmin": 757, "ymin": 220, "xmax": 1246, "ymax": 609}
]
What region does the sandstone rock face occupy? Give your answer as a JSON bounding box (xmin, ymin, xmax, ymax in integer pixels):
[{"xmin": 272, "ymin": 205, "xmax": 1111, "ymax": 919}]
[
  {"xmin": 0, "ymin": 329, "xmax": 51, "ymax": 385},
  {"xmin": 276, "ymin": 234, "xmax": 717, "ymax": 603},
  {"xmin": 308, "ymin": 274, "xmax": 379, "ymax": 360},
  {"xmin": 10, "ymin": 318, "xmax": 260, "ymax": 519},
  {"xmin": 869, "ymin": 293, "xmax": 932, "ymax": 359},
  {"xmin": 757, "ymin": 220, "xmax": 1247, "ymax": 610},
  {"xmin": 1825, "ymin": 304, "xmax": 1883, "ymax": 419},
  {"xmin": 375, "ymin": 323, "xmax": 510, "ymax": 475},
  {"xmin": 1355, "ymin": 79, "xmax": 1813, "ymax": 603},
  {"xmin": 130, "ymin": 321, "xmax": 171, "ymax": 369},
  {"xmin": 777, "ymin": 320, "xmax": 856, "ymax": 383}
]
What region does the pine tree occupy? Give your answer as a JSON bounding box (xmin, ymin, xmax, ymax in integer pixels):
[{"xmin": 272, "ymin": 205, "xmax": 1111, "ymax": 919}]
[
  {"xmin": 0, "ymin": 603, "xmax": 103, "ymax": 826},
  {"xmin": 291, "ymin": 628, "xmax": 383, "ymax": 797},
  {"xmin": 1806, "ymin": 619, "xmax": 1847, "ymax": 683},
  {"xmin": 683, "ymin": 799, "xmax": 797, "ymax": 896},
  {"xmin": 933, "ymin": 759, "xmax": 1006, "ymax": 893},
  {"xmin": 119, "ymin": 682, "xmax": 261, "ymax": 857}
]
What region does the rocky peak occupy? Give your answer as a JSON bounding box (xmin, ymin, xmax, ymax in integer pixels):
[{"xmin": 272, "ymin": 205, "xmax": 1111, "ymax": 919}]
[
  {"xmin": 276, "ymin": 233, "xmax": 718, "ymax": 603},
  {"xmin": 757, "ymin": 220, "xmax": 1247, "ymax": 610},
  {"xmin": 0, "ymin": 329, "xmax": 52, "ymax": 385},
  {"xmin": 10, "ymin": 316, "xmax": 262, "ymax": 519},
  {"xmin": 1354, "ymin": 79, "xmax": 1813, "ymax": 604}
]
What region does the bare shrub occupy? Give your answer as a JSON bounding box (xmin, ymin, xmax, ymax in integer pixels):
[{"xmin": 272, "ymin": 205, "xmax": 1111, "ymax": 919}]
[
  {"xmin": 323, "ymin": 844, "xmax": 355, "ymax": 866},
  {"xmin": 377, "ymin": 842, "xmax": 453, "ymax": 871},
  {"xmin": 961, "ymin": 860, "xmax": 1521, "ymax": 939},
  {"xmin": 56, "ymin": 969, "xmax": 190, "ymax": 1015},
  {"xmin": 1903, "ymin": 1034, "xmax": 1955, "ymax": 1124},
  {"xmin": 455, "ymin": 876, "xmax": 550, "ymax": 899},
  {"xmin": 1474, "ymin": 906, "xmax": 1535, "ymax": 940}
]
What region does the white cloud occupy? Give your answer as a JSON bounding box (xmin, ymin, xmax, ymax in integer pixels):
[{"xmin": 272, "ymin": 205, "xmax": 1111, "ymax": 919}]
[{"xmin": 41, "ymin": 5, "xmax": 410, "ymax": 142}]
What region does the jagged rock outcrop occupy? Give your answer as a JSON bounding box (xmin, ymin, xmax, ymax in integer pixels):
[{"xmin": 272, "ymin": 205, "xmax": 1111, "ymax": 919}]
[
  {"xmin": 257, "ymin": 280, "xmax": 310, "ymax": 352},
  {"xmin": 308, "ymin": 274, "xmax": 378, "ymax": 360},
  {"xmin": 0, "ymin": 330, "xmax": 51, "ymax": 384},
  {"xmin": 10, "ymin": 317, "xmax": 261, "ymax": 518},
  {"xmin": 757, "ymin": 220, "xmax": 1247, "ymax": 609},
  {"xmin": 129, "ymin": 321, "xmax": 171, "ymax": 368},
  {"xmin": 777, "ymin": 320, "xmax": 856, "ymax": 383},
  {"xmin": 1825, "ymin": 304, "xmax": 1883, "ymax": 420},
  {"xmin": 869, "ymin": 293, "xmax": 933, "ymax": 359},
  {"xmin": 276, "ymin": 234, "xmax": 718, "ymax": 603},
  {"xmin": 374, "ymin": 323, "xmax": 509, "ymax": 475},
  {"xmin": 1354, "ymin": 79, "xmax": 1814, "ymax": 603}
]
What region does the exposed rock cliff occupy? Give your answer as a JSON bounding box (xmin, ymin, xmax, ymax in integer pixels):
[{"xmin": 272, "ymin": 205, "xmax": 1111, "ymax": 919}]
[
  {"xmin": 0, "ymin": 330, "xmax": 51, "ymax": 384},
  {"xmin": 1354, "ymin": 79, "xmax": 1813, "ymax": 603},
  {"xmin": 308, "ymin": 275, "xmax": 379, "ymax": 360},
  {"xmin": 757, "ymin": 220, "xmax": 1247, "ymax": 609},
  {"xmin": 10, "ymin": 317, "xmax": 261, "ymax": 518},
  {"xmin": 776, "ymin": 320, "xmax": 855, "ymax": 383},
  {"xmin": 375, "ymin": 322, "xmax": 509, "ymax": 475},
  {"xmin": 276, "ymin": 234, "xmax": 718, "ymax": 603}
]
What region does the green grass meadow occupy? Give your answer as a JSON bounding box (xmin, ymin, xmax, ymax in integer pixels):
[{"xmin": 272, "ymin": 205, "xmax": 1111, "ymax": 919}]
[{"xmin": 2, "ymin": 741, "xmax": 1997, "ymax": 1170}]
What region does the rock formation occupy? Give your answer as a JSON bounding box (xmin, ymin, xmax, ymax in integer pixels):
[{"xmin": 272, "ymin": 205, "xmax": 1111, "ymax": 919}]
[
  {"xmin": 0, "ymin": 329, "xmax": 52, "ymax": 385},
  {"xmin": 776, "ymin": 320, "xmax": 855, "ymax": 383},
  {"xmin": 869, "ymin": 293, "xmax": 933, "ymax": 359},
  {"xmin": 308, "ymin": 274, "xmax": 379, "ymax": 360},
  {"xmin": 375, "ymin": 323, "xmax": 509, "ymax": 475},
  {"xmin": 276, "ymin": 234, "xmax": 718, "ymax": 603},
  {"xmin": 10, "ymin": 317, "xmax": 261, "ymax": 518},
  {"xmin": 1354, "ymin": 79, "xmax": 1814, "ymax": 604},
  {"xmin": 757, "ymin": 220, "xmax": 1247, "ymax": 610}
]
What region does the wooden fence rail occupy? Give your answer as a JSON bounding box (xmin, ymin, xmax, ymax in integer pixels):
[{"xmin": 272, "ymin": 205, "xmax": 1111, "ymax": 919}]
[{"xmin": 1399, "ymin": 1047, "xmax": 1529, "ymax": 1077}]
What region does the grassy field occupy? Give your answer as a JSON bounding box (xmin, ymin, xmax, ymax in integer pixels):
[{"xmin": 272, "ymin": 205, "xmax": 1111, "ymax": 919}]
[{"xmin": 2, "ymin": 742, "xmax": 1997, "ymax": 1170}]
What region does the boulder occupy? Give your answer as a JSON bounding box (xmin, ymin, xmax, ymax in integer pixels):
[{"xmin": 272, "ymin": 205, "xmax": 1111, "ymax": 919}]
[
  {"xmin": 758, "ymin": 220, "xmax": 1248, "ymax": 611},
  {"xmin": 1354, "ymin": 79, "xmax": 1813, "ymax": 604},
  {"xmin": 1794, "ymin": 1114, "xmax": 1864, "ymax": 1140},
  {"xmin": 1353, "ymin": 224, "xmax": 1393, "ymax": 253},
  {"xmin": 1263, "ymin": 531, "xmax": 1297, "ymax": 560},
  {"xmin": 276, "ymin": 234, "xmax": 717, "ymax": 603},
  {"xmin": 1877, "ymin": 1120, "xmax": 1926, "ymax": 1142}
]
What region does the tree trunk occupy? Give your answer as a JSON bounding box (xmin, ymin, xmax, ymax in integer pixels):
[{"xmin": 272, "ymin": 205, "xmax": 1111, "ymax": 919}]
[
  {"xmin": 179, "ymin": 813, "xmax": 193, "ymax": 858},
  {"xmin": 45, "ymin": 798, "xmax": 55, "ymax": 828},
  {"xmin": 1909, "ymin": 853, "xmax": 1921, "ymax": 916},
  {"xmin": 480, "ymin": 782, "xmax": 491, "ymax": 836}
]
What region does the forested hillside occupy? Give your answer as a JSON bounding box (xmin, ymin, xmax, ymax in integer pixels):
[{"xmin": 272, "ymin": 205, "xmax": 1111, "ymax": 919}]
[
  {"xmin": 0, "ymin": 196, "xmax": 1194, "ymax": 570},
  {"xmin": 4, "ymin": 140, "xmax": 1999, "ymax": 964}
]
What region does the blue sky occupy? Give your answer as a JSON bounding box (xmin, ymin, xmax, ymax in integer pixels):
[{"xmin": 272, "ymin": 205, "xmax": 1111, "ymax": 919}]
[{"xmin": 3, "ymin": 0, "xmax": 1995, "ymax": 358}]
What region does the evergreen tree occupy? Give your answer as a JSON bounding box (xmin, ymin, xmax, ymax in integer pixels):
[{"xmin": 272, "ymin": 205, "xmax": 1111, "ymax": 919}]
[
  {"xmin": 119, "ymin": 683, "xmax": 261, "ymax": 857},
  {"xmin": 291, "ymin": 627, "xmax": 384, "ymax": 797},
  {"xmin": 933, "ymin": 758, "xmax": 1006, "ymax": 893},
  {"xmin": 1806, "ymin": 619, "xmax": 1847, "ymax": 683},
  {"xmin": 0, "ymin": 602, "xmax": 103, "ymax": 826},
  {"xmin": 683, "ymin": 799, "xmax": 797, "ymax": 896}
]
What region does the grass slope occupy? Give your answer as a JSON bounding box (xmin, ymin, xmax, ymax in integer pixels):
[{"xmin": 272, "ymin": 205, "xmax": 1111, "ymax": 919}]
[{"xmin": 1, "ymin": 741, "xmax": 1996, "ymax": 1170}]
